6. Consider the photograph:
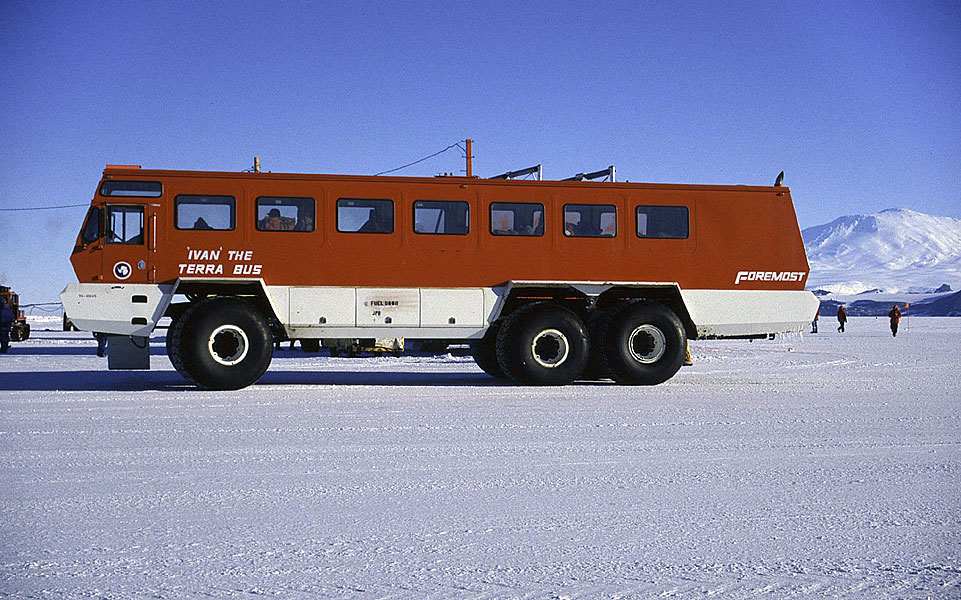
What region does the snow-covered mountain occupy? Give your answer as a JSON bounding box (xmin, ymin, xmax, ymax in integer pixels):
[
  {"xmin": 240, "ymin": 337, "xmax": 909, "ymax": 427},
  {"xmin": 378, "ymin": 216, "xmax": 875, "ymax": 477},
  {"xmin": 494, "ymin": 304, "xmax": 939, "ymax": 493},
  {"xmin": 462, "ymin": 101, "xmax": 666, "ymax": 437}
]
[{"xmin": 803, "ymin": 208, "xmax": 961, "ymax": 294}]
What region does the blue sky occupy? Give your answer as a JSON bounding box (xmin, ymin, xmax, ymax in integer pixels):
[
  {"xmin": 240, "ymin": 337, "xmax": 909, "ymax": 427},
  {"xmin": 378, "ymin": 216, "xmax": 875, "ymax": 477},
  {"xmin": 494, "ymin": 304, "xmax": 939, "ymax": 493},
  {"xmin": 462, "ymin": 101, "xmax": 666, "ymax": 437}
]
[{"xmin": 1, "ymin": 0, "xmax": 959, "ymax": 303}]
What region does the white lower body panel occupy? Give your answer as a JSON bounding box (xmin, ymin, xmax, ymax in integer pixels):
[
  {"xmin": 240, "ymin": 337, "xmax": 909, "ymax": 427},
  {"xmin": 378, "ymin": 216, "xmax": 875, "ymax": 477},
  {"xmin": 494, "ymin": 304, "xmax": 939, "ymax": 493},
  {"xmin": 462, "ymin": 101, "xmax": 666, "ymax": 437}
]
[
  {"xmin": 61, "ymin": 283, "xmax": 175, "ymax": 336},
  {"xmin": 283, "ymin": 287, "xmax": 499, "ymax": 339},
  {"xmin": 61, "ymin": 282, "xmax": 818, "ymax": 341},
  {"xmin": 680, "ymin": 289, "xmax": 819, "ymax": 338}
]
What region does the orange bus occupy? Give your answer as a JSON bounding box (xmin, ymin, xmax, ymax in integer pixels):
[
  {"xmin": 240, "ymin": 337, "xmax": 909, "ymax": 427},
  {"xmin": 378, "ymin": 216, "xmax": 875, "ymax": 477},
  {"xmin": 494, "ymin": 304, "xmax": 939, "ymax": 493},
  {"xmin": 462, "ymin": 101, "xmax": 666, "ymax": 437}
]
[{"xmin": 62, "ymin": 166, "xmax": 818, "ymax": 389}]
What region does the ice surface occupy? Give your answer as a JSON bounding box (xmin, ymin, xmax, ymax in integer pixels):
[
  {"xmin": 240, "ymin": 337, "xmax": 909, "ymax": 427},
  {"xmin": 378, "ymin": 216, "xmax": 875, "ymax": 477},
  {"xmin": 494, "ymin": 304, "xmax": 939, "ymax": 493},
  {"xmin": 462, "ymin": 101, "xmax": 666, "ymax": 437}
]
[{"xmin": 1, "ymin": 320, "xmax": 960, "ymax": 598}]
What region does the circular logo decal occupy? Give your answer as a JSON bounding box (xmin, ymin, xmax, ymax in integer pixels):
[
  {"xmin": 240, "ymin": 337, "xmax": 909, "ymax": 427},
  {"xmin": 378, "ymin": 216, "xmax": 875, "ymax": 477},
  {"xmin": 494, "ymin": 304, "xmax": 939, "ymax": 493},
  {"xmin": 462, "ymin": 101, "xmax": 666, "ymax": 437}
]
[{"xmin": 113, "ymin": 261, "xmax": 132, "ymax": 280}]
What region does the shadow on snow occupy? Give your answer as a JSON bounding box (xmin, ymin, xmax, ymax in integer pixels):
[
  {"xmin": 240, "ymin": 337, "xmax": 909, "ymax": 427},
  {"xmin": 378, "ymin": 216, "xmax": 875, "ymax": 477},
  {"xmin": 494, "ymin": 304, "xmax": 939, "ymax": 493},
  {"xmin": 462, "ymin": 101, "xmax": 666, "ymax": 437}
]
[{"xmin": 0, "ymin": 369, "xmax": 510, "ymax": 391}]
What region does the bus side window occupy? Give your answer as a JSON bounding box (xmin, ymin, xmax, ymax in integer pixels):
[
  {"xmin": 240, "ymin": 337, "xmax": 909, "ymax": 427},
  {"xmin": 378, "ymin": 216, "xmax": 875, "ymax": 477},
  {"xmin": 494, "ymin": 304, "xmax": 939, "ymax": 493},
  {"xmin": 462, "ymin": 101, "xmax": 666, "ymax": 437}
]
[
  {"xmin": 257, "ymin": 197, "xmax": 315, "ymax": 232},
  {"xmin": 636, "ymin": 205, "xmax": 689, "ymax": 239},
  {"xmin": 105, "ymin": 205, "xmax": 144, "ymax": 245},
  {"xmin": 175, "ymin": 195, "xmax": 236, "ymax": 230},
  {"xmin": 414, "ymin": 200, "xmax": 469, "ymax": 235},
  {"xmin": 337, "ymin": 198, "xmax": 394, "ymax": 233},
  {"xmin": 564, "ymin": 204, "xmax": 616, "ymax": 237},
  {"xmin": 490, "ymin": 202, "xmax": 544, "ymax": 236}
]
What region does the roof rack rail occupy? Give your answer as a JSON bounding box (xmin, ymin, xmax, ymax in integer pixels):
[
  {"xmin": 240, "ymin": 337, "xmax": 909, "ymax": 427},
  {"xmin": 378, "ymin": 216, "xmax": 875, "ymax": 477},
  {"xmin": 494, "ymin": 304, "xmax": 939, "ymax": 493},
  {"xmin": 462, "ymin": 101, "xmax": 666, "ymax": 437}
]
[
  {"xmin": 490, "ymin": 164, "xmax": 542, "ymax": 180},
  {"xmin": 563, "ymin": 165, "xmax": 615, "ymax": 182}
]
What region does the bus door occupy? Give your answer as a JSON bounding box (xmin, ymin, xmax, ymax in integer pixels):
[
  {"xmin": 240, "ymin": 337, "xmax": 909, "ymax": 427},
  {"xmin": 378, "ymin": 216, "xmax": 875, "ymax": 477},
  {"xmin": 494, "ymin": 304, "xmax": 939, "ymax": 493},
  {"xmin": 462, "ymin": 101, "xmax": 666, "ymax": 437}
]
[{"xmin": 102, "ymin": 203, "xmax": 150, "ymax": 283}]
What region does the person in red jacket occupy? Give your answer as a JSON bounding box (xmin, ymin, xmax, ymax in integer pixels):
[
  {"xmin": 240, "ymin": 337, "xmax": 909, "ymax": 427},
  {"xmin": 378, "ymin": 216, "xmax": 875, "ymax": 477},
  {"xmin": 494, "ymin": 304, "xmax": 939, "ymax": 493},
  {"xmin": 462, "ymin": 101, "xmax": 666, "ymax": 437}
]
[
  {"xmin": 837, "ymin": 305, "xmax": 847, "ymax": 333},
  {"xmin": 888, "ymin": 304, "xmax": 902, "ymax": 337}
]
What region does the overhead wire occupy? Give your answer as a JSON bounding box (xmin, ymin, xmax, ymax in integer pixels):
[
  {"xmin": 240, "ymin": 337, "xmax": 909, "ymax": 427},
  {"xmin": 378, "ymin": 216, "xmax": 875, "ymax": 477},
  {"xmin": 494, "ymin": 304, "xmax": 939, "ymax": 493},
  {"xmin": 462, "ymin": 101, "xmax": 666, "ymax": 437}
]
[
  {"xmin": 0, "ymin": 204, "xmax": 88, "ymax": 212},
  {"xmin": 3, "ymin": 144, "xmax": 470, "ymax": 209},
  {"xmin": 26, "ymin": 304, "xmax": 64, "ymax": 314},
  {"xmin": 374, "ymin": 141, "xmax": 466, "ymax": 176}
]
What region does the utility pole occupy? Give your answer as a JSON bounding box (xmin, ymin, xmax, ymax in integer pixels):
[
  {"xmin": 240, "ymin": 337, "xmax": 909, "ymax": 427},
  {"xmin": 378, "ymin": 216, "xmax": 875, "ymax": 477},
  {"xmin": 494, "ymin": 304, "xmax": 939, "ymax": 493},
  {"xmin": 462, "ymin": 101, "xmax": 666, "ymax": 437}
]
[{"xmin": 465, "ymin": 139, "xmax": 473, "ymax": 178}]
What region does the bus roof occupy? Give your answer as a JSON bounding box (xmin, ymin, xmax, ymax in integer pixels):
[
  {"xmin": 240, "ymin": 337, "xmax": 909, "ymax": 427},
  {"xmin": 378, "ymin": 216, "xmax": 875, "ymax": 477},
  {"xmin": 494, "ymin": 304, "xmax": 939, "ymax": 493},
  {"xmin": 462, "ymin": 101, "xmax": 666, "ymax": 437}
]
[{"xmin": 102, "ymin": 166, "xmax": 788, "ymax": 194}]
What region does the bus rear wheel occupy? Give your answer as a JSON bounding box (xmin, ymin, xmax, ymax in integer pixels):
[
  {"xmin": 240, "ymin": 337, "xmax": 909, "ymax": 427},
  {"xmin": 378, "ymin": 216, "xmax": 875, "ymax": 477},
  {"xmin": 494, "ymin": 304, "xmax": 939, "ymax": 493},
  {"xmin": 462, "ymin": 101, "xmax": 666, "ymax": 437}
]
[
  {"xmin": 495, "ymin": 303, "xmax": 589, "ymax": 385},
  {"xmin": 601, "ymin": 301, "xmax": 686, "ymax": 385},
  {"xmin": 471, "ymin": 320, "xmax": 505, "ymax": 379},
  {"xmin": 177, "ymin": 297, "xmax": 273, "ymax": 390}
]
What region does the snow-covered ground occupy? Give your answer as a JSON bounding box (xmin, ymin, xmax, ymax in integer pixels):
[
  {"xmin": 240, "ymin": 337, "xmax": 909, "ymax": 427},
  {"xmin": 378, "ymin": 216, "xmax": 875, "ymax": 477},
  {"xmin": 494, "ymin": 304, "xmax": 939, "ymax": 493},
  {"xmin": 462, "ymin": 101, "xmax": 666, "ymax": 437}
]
[{"xmin": 1, "ymin": 319, "xmax": 960, "ymax": 598}]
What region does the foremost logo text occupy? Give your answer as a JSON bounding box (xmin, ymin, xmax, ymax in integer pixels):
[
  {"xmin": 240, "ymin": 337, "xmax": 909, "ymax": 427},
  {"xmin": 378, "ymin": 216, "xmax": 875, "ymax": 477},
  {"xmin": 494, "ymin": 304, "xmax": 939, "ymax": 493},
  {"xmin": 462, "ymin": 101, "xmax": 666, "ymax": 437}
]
[{"xmin": 735, "ymin": 270, "xmax": 807, "ymax": 285}]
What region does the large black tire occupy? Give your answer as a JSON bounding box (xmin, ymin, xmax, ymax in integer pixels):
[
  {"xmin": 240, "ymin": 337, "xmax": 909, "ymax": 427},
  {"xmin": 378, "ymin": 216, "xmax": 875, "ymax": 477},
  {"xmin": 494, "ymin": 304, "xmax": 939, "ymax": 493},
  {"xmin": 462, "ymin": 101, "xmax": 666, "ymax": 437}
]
[
  {"xmin": 471, "ymin": 320, "xmax": 506, "ymax": 379},
  {"xmin": 495, "ymin": 303, "xmax": 589, "ymax": 385},
  {"xmin": 166, "ymin": 317, "xmax": 193, "ymax": 382},
  {"xmin": 601, "ymin": 301, "xmax": 686, "ymax": 385},
  {"xmin": 173, "ymin": 297, "xmax": 274, "ymax": 390}
]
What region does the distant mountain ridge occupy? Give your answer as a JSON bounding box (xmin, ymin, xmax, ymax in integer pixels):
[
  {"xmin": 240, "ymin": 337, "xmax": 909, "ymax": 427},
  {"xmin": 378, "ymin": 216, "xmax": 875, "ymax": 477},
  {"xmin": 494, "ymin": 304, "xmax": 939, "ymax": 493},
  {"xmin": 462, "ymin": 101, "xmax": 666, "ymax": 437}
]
[{"xmin": 802, "ymin": 208, "xmax": 961, "ymax": 294}]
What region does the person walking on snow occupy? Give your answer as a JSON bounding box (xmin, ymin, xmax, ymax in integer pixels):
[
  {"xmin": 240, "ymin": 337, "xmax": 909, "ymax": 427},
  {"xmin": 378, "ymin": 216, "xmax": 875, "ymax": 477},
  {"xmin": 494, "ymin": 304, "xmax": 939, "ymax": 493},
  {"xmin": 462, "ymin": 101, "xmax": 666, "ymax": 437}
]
[
  {"xmin": 888, "ymin": 304, "xmax": 902, "ymax": 337},
  {"xmin": 837, "ymin": 305, "xmax": 847, "ymax": 333},
  {"xmin": 0, "ymin": 298, "xmax": 14, "ymax": 353},
  {"xmin": 94, "ymin": 332, "xmax": 107, "ymax": 357},
  {"xmin": 811, "ymin": 307, "xmax": 819, "ymax": 333}
]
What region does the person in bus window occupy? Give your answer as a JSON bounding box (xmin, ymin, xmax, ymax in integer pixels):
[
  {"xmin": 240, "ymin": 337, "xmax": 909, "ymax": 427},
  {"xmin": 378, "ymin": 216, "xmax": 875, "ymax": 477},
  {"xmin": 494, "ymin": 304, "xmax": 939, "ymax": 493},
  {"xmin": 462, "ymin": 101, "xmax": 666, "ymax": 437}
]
[
  {"xmin": 261, "ymin": 208, "xmax": 282, "ymax": 230},
  {"xmin": 532, "ymin": 213, "xmax": 543, "ymax": 235},
  {"xmin": 193, "ymin": 217, "xmax": 212, "ymax": 230},
  {"xmin": 601, "ymin": 215, "xmax": 616, "ymax": 236},
  {"xmin": 576, "ymin": 218, "xmax": 599, "ymax": 237},
  {"xmin": 261, "ymin": 208, "xmax": 295, "ymax": 231},
  {"xmin": 358, "ymin": 208, "xmax": 390, "ymax": 233},
  {"xmin": 296, "ymin": 215, "xmax": 313, "ymax": 231}
]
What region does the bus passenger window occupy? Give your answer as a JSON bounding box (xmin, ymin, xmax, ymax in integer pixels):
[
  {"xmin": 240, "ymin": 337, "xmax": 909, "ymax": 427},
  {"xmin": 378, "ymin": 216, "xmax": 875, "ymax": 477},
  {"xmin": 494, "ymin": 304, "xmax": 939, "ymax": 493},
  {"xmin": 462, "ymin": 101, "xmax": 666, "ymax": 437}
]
[
  {"xmin": 636, "ymin": 206, "xmax": 689, "ymax": 239},
  {"xmin": 106, "ymin": 206, "xmax": 144, "ymax": 245},
  {"xmin": 337, "ymin": 198, "xmax": 394, "ymax": 233},
  {"xmin": 175, "ymin": 195, "xmax": 236, "ymax": 230},
  {"xmin": 256, "ymin": 197, "xmax": 315, "ymax": 232},
  {"xmin": 490, "ymin": 202, "xmax": 544, "ymax": 236},
  {"xmin": 563, "ymin": 204, "xmax": 616, "ymax": 237},
  {"xmin": 100, "ymin": 181, "xmax": 162, "ymax": 198},
  {"xmin": 414, "ymin": 200, "xmax": 469, "ymax": 235}
]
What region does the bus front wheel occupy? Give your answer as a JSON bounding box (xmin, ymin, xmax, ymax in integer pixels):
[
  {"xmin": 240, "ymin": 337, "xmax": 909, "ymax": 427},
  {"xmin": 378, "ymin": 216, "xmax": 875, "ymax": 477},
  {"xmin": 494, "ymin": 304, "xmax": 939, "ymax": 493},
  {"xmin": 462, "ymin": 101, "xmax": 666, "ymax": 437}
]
[{"xmin": 177, "ymin": 297, "xmax": 274, "ymax": 390}]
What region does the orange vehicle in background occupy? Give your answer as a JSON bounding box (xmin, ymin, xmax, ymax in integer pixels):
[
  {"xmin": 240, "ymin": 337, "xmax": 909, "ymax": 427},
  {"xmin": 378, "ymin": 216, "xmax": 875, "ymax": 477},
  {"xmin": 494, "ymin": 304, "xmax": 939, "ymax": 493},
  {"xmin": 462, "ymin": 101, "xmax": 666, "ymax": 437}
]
[
  {"xmin": 0, "ymin": 286, "xmax": 30, "ymax": 342},
  {"xmin": 62, "ymin": 165, "xmax": 818, "ymax": 389}
]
